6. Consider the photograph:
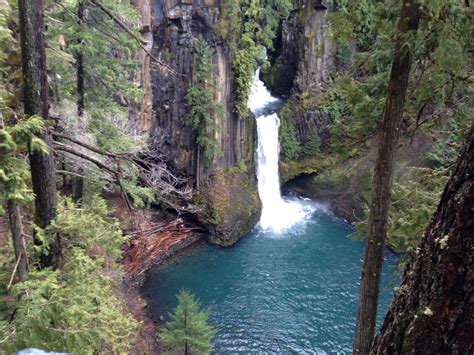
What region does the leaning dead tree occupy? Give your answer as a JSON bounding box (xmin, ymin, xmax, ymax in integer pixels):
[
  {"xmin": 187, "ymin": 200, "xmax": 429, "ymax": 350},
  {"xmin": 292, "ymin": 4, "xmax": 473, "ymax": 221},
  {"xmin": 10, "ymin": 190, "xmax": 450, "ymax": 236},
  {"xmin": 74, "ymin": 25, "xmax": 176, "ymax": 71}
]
[{"xmin": 52, "ymin": 132, "xmax": 197, "ymax": 213}]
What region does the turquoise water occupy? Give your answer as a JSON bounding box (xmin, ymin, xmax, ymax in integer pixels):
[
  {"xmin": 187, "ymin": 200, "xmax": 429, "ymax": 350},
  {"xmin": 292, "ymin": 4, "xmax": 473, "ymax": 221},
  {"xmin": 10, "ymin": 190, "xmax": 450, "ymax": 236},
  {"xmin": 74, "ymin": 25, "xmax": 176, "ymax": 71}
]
[{"xmin": 144, "ymin": 204, "xmax": 396, "ymax": 354}]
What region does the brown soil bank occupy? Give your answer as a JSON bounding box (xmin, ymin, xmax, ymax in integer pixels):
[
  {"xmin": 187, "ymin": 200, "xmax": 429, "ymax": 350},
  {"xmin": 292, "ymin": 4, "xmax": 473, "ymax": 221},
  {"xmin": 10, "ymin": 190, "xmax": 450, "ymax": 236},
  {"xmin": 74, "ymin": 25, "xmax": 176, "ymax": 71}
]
[{"xmin": 108, "ymin": 194, "xmax": 203, "ymax": 353}]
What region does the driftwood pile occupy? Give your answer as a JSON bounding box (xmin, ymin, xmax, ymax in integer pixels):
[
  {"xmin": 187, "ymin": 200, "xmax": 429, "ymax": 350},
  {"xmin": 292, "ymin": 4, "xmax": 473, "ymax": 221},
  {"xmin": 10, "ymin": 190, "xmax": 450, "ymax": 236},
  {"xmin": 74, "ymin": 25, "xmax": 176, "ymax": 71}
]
[{"xmin": 124, "ymin": 218, "xmax": 202, "ymax": 281}]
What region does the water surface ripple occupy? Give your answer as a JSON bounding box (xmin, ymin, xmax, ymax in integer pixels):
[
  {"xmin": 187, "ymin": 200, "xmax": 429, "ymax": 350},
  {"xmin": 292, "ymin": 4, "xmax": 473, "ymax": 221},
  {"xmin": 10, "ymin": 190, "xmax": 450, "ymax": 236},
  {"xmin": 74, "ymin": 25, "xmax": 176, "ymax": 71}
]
[{"xmin": 144, "ymin": 206, "xmax": 396, "ymax": 354}]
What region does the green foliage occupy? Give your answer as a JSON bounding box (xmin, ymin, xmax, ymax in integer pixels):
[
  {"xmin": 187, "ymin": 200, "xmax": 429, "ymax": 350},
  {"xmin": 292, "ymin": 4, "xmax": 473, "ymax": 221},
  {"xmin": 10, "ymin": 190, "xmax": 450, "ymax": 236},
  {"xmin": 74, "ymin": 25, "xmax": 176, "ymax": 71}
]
[
  {"xmin": 234, "ymin": 159, "xmax": 249, "ymax": 174},
  {"xmin": 303, "ymin": 134, "xmax": 321, "ymax": 157},
  {"xmin": 1, "ymin": 196, "xmax": 139, "ymax": 353},
  {"xmin": 186, "ymin": 36, "xmax": 225, "ymax": 168},
  {"xmin": 2, "ymin": 250, "xmax": 138, "ymax": 353},
  {"xmin": 216, "ymin": 0, "xmax": 292, "ymax": 118},
  {"xmin": 159, "ymin": 289, "xmax": 216, "ymax": 355},
  {"xmin": 44, "ymin": 196, "xmax": 128, "ymax": 260},
  {"xmin": 425, "ymin": 103, "xmax": 473, "ymax": 168},
  {"xmin": 0, "ymin": 116, "xmax": 46, "ymax": 214},
  {"xmin": 45, "ymin": 0, "xmax": 143, "ymax": 152},
  {"xmin": 325, "ymin": 0, "xmax": 472, "ymax": 160},
  {"xmin": 387, "ymin": 171, "xmax": 448, "ymax": 253},
  {"xmin": 280, "ymin": 120, "xmax": 301, "ymax": 161},
  {"xmin": 0, "ymin": 1, "xmax": 14, "ymax": 75},
  {"xmin": 355, "ymin": 167, "xmax": 449, "ymax": 253}
]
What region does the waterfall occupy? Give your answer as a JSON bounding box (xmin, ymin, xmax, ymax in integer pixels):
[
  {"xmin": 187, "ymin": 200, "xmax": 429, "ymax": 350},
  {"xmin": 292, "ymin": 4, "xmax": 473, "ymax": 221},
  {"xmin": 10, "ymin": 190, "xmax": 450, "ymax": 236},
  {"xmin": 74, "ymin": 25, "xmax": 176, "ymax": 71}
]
[{"xmin": 249, "ymin": 69, "xmax": 314, "ymax": 232}]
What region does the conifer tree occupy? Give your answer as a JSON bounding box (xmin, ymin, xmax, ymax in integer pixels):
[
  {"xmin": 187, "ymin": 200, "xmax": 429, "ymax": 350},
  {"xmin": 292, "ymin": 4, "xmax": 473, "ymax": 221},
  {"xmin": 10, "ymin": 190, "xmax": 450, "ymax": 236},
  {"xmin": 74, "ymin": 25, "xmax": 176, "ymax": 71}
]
[
  {"xmin": 159, "ymin": 289, "xmax": 216, "ymax": 355},
  {"xmin": 185, "ymin": 35, "xmax": 224, "ymax": 181},
  {"xmin": 45, "ymin": 0, "xmax": 142, "ymax": 152},
  {"xmin": 19, "ymin": 0, "xmax": 59, "ymax": 268},
  {"xmin": 371, "ymin": 124, "xmax": 474, "ymax": 354}
]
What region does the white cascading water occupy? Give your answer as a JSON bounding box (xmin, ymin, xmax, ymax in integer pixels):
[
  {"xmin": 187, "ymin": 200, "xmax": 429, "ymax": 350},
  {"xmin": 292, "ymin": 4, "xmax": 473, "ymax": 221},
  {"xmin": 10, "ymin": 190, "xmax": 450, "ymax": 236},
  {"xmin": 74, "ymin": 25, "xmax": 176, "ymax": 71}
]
[{"xmin": 249, "ymin": 69, "xmax": 315, "ymax": 232}]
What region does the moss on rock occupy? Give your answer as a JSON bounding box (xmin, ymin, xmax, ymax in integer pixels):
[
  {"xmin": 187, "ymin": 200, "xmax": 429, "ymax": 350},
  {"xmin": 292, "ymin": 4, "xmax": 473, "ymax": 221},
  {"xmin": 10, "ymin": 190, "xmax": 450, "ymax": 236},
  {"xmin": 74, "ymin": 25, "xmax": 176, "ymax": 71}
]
[
  {"xmin": 196, "ymin": 167, "xmax": 261, "ymax": 246},
  {"xmin": 284, "ymin": 155, "xmax": 372, "ymax": 222}
]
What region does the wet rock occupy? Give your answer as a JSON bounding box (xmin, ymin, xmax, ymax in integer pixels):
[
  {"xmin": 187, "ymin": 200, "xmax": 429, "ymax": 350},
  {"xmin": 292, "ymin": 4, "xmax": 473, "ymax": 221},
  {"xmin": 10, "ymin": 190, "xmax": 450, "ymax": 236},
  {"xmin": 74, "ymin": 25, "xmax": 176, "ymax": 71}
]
[{"xmin": 167, "ymin": 5, "xmax": 182, "ymax": 19}]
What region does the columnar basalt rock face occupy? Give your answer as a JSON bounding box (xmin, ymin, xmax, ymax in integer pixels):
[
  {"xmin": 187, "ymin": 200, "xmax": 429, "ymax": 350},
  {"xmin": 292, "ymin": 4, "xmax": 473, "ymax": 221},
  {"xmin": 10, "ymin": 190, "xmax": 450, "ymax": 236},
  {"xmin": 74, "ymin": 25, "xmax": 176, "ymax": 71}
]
[
  {"xmin": 143, "ymin": 0, "xmax": 259, "ymax": 245},
  {"xmin": 266, "ymin": 1, "xmax": 336, "ymax": 175},
  {"xmin": 292, "ymin": 0, "xmax": 335, "ymax": 93},
  {"xmin": 149, "ymin": 0, "xmax": 248, "ymax": 178}
]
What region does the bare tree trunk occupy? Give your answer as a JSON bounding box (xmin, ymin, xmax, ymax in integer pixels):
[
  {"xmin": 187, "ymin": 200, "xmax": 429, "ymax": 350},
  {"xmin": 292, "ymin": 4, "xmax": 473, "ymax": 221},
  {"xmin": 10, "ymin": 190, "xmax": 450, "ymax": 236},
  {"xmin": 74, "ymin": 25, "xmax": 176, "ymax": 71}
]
[
  {"xmin": 371, "ymin": 124, "xmax": 474, "ymax": 354},
  {"xmin": 76, "ymin": 1, "xmax": 85, "ymax": 118},
  {"xmin": 353, "ymin": 1, "xmax": 421, "ymax": 353},
  {"xmin": 73, "ymin": 0, "xmax": 85, "ymax": 205},
  {"xmin": 6, "ymin": 200, "xmax": 28, "ymax": 282},
  {"xmin": 19, "ymin": 0, "xmax": 59, "ymax": 268},
  {"xmin": 0, "ymin": 115, "xmax": 28, "ymax": 282}
]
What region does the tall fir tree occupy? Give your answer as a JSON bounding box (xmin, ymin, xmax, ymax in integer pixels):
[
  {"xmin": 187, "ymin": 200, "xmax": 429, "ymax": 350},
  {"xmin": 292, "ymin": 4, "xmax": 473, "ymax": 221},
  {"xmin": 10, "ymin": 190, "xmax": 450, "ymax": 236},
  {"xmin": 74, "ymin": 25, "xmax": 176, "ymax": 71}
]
[
  {"xmin": 371, "ymin": 124, "xmax": 474, "ymax": 354},
  {"xmin": 353, "ymin": 0, "xmax": 421, "ymax": 352},
  {"xmin": 185, "ymin": 35, "xmax": 224, "ymax": 181},
  {"xmin": 19, "ymin": 0, "xmax": 59, "ymax": 268}
]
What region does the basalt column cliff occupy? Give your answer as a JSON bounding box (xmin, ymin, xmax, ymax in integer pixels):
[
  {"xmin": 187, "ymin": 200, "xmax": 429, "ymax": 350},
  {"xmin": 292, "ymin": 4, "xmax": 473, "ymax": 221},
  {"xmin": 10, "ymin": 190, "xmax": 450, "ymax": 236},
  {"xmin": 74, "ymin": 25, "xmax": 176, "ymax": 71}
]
[{"xmin": 142, "ymin": 0, "xmax": 261, "ymax": 246}]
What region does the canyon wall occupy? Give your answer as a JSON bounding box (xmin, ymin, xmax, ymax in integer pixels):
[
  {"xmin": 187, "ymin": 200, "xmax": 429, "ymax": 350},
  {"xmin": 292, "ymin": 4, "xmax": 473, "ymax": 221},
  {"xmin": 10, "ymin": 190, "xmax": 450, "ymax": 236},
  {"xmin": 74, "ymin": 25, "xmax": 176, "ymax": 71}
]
[
  {"xmin": 136, "ymin": 0, "xmax": 260, "ymax": 245},
  {"xmin": 265, "ymin": 0, "xmax": 336, "ymax": 157},
  {"xmin": 149, "ymin": 0, "xmax": 249, "ymax": 177}
]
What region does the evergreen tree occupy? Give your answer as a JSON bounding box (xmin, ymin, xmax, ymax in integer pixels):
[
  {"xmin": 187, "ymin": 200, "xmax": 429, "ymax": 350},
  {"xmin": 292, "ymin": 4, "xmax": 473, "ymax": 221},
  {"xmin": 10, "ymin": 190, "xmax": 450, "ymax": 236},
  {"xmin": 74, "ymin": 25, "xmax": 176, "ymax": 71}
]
[
  {"xmin": 371, "ymin": 124, "xmax": 474, "ymax": 354},
  {"xmin": 159, "ymin": 289, "xmax": 216, "ymax": 355},
  {"xmin": 303, "ymin": 133, "xmax": 321, "ymax": 156},
  {"xmin": 1, "ymin": 196, "xmax": 139, "ymax": 353},
  {"xmin": 281, "ymin": 121, "xmax": 301, "ymax": 161},
  {"xmin": 19, "ymin": 0, "xmax": 59, "ymax": 268},
  {"xmin": 185, "ymin": 35, "xmax": 224, "ymax": 172},
  {"xmin": 45, "ymin": 0, "xmax": 142, "ymax": 152}
]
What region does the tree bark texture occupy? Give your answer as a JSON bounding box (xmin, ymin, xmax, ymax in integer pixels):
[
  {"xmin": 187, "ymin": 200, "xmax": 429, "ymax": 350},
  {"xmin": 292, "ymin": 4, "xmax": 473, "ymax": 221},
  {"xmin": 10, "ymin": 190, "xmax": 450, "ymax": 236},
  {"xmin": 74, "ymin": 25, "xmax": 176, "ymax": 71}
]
[
  {"xmin": 7, "ymin": 200, "xmax": 28, "ymax": 282},
  {"xmin": 72, "ymin": 0, "xmax": 85, "ymax": 204},
  {"xmin": 371, "ymin": 124, "xmax": 474, "ymax": 354},
  {"xmin": 19, "ymin": 0, "xmax": 59, "ymax": 267},
  {"xmin": 76, "ymin": 1, "xmax": 85, "ymax": 117},
  {"xmin": 353, "ymin": 1, "xmax": 421, "ymax": 353}
]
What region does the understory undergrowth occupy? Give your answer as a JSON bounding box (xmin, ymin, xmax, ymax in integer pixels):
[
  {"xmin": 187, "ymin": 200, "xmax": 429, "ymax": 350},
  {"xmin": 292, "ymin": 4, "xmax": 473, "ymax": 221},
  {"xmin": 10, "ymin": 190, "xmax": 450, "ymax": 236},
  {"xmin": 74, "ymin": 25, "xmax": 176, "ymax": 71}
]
[{"xmin": 0, "ymin": 196, "xmax": 139, "ymax": 353}]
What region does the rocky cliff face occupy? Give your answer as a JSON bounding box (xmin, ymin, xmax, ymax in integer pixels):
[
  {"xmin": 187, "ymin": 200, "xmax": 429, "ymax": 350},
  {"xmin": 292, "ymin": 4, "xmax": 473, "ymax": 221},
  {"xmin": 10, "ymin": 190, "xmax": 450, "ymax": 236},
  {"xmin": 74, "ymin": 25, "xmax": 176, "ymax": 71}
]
[
  {"xmin": 138, "ymin": 0, "xmax": 259, "ymax": 245},
  {"xmin": 148, "ymin": 0, "xmax": 249, "ymax": 178},
  {"xmin": 137, "ymin": 1, "xmax": 338, "ymax": 245},
  {"xmin": 265, "ymin": 0, "xmax": 336, "ymax": 157}
]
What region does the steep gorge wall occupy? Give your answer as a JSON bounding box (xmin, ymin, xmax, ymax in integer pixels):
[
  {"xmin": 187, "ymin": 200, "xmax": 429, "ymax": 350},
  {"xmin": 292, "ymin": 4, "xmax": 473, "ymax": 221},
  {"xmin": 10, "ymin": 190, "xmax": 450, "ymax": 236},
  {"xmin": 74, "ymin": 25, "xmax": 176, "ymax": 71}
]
[
  {"xmin": 265, "ymin": 0, "xmax": 336, "ymax": 159},
  {"xmin": 134, "ymin": 0, "xmax": 260, "ymax": 246},
  {"xmin": 134, "ymin": 0, "xmax": 342, "ymax": 245},
  {"xmin": 148, "ymin": 0, "xmax": 248, "ymax": 177}
]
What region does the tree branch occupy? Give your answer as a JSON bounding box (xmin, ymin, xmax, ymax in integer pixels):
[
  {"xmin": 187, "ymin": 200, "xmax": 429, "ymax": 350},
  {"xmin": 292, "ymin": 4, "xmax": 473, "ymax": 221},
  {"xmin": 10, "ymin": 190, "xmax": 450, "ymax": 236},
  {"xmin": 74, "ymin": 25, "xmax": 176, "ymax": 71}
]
[
  {"xmin": 89, "ymin": 0, "xmax": 182, "ymax": 76},
  {"xmin": 53, "ymin": 141, "xmax": 117, "ymax": 176}
]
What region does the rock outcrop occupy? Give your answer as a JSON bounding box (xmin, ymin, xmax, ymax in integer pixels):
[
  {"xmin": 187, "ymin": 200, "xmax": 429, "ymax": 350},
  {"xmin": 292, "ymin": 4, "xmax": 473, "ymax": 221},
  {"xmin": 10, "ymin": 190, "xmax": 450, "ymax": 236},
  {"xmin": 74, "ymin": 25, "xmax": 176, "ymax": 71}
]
[
  {"xmin": 149, "ymin": 0, "xmax": 249, "ymax": 177},
  {"xmin": 142, "ymin": 0, "xmax": 259, "ymax": 245},
  {"xmin": 264, "ymin": 0, "xmax": 336, "ymax": 177},
  {"xmin": 196, "ymin": 168, "xmax": 261, "ymax": 246}
]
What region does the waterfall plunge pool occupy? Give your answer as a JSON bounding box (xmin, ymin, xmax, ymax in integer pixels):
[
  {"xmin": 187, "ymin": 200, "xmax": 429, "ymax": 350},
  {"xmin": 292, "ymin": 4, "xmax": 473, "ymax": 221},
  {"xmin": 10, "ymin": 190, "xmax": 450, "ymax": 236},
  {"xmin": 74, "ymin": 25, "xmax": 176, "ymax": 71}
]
[
  {"xmin": 143, "ymin": 69, "xmax": 396, "ymax": 353},
  {"xmin": 143, "ymin": 202, "xmax": 397, "ymax": 353}
]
